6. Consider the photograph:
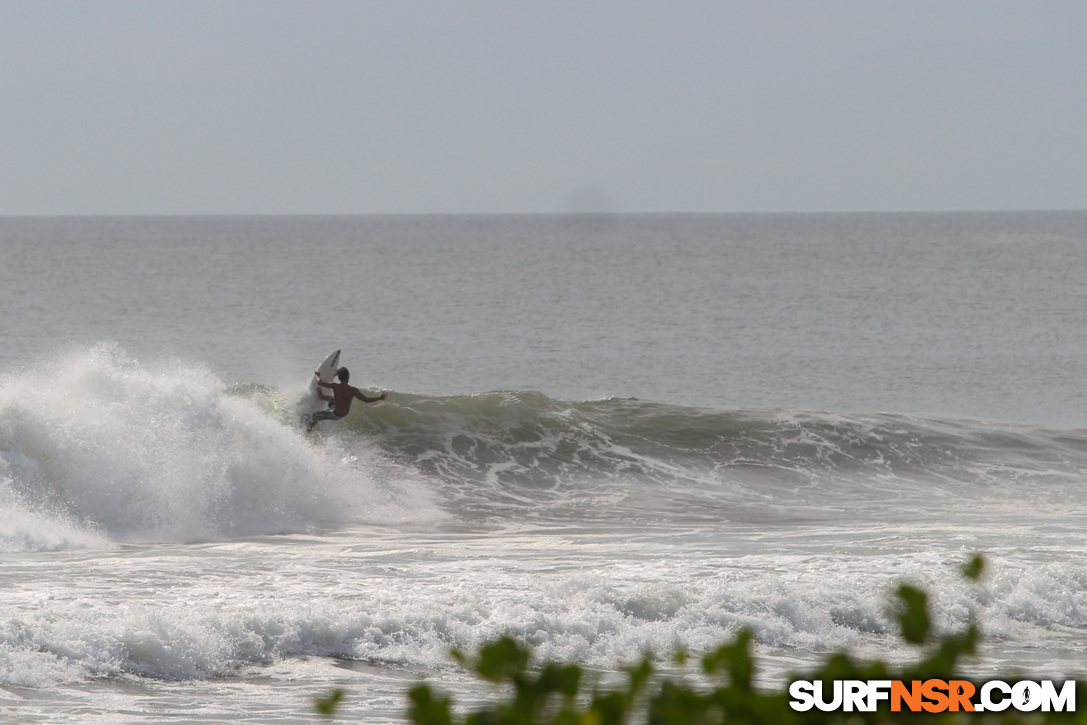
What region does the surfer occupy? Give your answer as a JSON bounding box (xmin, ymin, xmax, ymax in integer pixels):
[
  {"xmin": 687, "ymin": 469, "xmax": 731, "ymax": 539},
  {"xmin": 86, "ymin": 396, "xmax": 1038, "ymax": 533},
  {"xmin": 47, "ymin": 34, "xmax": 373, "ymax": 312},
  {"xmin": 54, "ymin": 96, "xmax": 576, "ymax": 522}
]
[{"xmin": 307, "ymin": 367, "xmax": 386, "ymax": 431}]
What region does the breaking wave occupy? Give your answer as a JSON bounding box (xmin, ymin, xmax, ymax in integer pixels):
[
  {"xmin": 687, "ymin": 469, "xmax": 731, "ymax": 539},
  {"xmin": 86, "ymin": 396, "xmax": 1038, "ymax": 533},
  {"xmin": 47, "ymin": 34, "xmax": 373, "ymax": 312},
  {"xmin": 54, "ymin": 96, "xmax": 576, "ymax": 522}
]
[
  {"xmin": 4, "ymin": 345, "xmax": 1086, "ymax": 550},
  {"xmin": 0, "ymin": 345, "xmax": 433, "ymax": 552}
]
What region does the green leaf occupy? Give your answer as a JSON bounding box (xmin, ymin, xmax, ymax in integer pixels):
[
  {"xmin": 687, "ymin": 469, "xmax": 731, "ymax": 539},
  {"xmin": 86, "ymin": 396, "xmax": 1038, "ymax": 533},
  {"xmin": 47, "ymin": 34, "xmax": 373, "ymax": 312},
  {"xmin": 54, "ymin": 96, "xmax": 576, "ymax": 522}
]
[
  {"xmin": 701, "ymin": 629, "xmax": 755, "ymax": 691},
  {"xmin": 314, "ymin": 688, "xmax": 345, "ymax": 719},
  {"xmin": 962, "ymin": 553, "xmax": 985, "ymax": 581},
  {"xmin": 894, "ymin": 584, "xmax": 931, "ymax": 645},
  {"xmin": 536, "ymin": 662, "xmax": 583, "ymax": 699},
  {"xmin": 408, "ymin": 685, "xmax": 454, "ymax": 725},
  {"xmin": 473, "ymin": 636, "xmax": 531, "ymax": 683}
]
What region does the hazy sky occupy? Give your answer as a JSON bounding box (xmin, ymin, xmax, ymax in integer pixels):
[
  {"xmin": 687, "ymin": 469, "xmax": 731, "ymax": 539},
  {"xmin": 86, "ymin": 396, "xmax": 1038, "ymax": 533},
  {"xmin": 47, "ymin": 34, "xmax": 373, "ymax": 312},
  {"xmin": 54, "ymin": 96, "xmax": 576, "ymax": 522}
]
[{"xmin": 2, "ymin": 1, "xmax": 1084, "ymax": 215}]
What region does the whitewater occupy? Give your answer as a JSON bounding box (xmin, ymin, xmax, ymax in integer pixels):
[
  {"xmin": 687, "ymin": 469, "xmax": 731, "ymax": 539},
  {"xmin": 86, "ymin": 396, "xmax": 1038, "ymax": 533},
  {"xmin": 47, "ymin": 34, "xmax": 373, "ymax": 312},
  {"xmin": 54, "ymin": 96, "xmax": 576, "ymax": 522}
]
[{"xmin": 2, "ymin": 213, "xmax": 1087, "ymax": 723}]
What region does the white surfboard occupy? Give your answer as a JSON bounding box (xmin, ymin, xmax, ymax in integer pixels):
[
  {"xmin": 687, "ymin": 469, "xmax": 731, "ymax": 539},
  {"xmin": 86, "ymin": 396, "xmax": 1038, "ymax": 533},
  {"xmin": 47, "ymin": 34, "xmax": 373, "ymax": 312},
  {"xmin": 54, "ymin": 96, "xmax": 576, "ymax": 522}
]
[
  {"xmin": 310, "ymin": 349, "xmax": 341, "ymax": 402},
  {"xmin": 298, "ymin": 349, "xmax": 342, "ymax": 426}
]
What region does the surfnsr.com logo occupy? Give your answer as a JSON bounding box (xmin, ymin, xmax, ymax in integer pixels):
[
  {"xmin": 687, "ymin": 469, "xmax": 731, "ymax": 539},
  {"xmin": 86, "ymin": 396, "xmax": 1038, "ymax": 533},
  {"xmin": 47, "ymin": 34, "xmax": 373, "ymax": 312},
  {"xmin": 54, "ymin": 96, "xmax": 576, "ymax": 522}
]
[{"xmin": 789, "ymin": 679, "xmax": 1076, "ymax": 713}]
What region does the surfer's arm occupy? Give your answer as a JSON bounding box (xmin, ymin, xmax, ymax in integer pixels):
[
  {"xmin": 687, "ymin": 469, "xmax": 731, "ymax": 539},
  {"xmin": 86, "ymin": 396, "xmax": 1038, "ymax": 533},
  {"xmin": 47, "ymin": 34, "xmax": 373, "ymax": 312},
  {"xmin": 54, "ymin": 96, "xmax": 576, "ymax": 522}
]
[
  {"xmin": 314, "ymin": 372, "xmax": 334, "ymax": 389},
  {"xmin": 354, "ymin": 389, "xmax": 387, "ymax": 403}
]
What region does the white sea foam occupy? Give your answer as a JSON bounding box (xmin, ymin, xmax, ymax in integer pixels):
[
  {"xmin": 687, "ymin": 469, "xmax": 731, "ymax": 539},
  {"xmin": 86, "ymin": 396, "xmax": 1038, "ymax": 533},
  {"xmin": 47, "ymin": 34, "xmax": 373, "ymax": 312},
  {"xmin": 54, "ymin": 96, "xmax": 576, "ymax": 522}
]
[{"xmin": 3, "ymin": 544, "xmax": 1085, "ymax": 689}]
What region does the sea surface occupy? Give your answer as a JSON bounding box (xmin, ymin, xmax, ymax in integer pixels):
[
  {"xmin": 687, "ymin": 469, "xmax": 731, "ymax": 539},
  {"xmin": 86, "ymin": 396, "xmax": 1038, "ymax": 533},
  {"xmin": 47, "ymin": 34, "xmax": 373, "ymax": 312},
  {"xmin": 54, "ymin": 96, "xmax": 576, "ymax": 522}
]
[{"xmin": 2, "ymin": 212, "xmax": 1087, "ymax": 723}]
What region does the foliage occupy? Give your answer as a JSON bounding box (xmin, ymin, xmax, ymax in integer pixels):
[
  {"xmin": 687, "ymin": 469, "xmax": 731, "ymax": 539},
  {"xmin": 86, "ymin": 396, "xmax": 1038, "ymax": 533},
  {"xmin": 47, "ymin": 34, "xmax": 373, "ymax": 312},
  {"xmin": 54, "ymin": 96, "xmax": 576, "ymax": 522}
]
[
  {"xmin": 314, "ymin": 687, "xmax": 345, "ymax": 719},
  {"xmin": 316, "ymin": 554, "xmax": 1085, "ymax": 723}
]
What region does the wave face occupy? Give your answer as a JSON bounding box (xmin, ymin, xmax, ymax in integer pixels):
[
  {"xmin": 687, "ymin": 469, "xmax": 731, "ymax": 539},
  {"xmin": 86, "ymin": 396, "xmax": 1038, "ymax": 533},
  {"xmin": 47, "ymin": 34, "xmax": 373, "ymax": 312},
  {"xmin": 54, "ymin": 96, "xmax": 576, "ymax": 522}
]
[
  {"xmin": 347, "ymin": 390, "xmax": 1087, "ymax": 526},
  {"xmin": 0, "ymin": 345, "xmax": 429, "ymax": 552}
]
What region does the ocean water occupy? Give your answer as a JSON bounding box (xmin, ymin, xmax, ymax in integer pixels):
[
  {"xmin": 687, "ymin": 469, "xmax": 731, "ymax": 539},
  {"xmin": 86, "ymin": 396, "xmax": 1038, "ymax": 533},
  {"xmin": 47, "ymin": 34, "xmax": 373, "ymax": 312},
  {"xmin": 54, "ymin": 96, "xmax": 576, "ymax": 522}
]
[{"xmin": 2, "ymin": 212, "xmax": 1087, "ymax": 722}]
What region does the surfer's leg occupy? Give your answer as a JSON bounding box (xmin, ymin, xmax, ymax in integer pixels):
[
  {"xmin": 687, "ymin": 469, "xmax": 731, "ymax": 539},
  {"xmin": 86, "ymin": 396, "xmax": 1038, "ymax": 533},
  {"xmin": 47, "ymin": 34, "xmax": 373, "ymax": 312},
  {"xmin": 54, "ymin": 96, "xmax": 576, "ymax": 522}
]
[{"xmin": 306, "ymin": 409, "xmax": 343, "ymax": 432}]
